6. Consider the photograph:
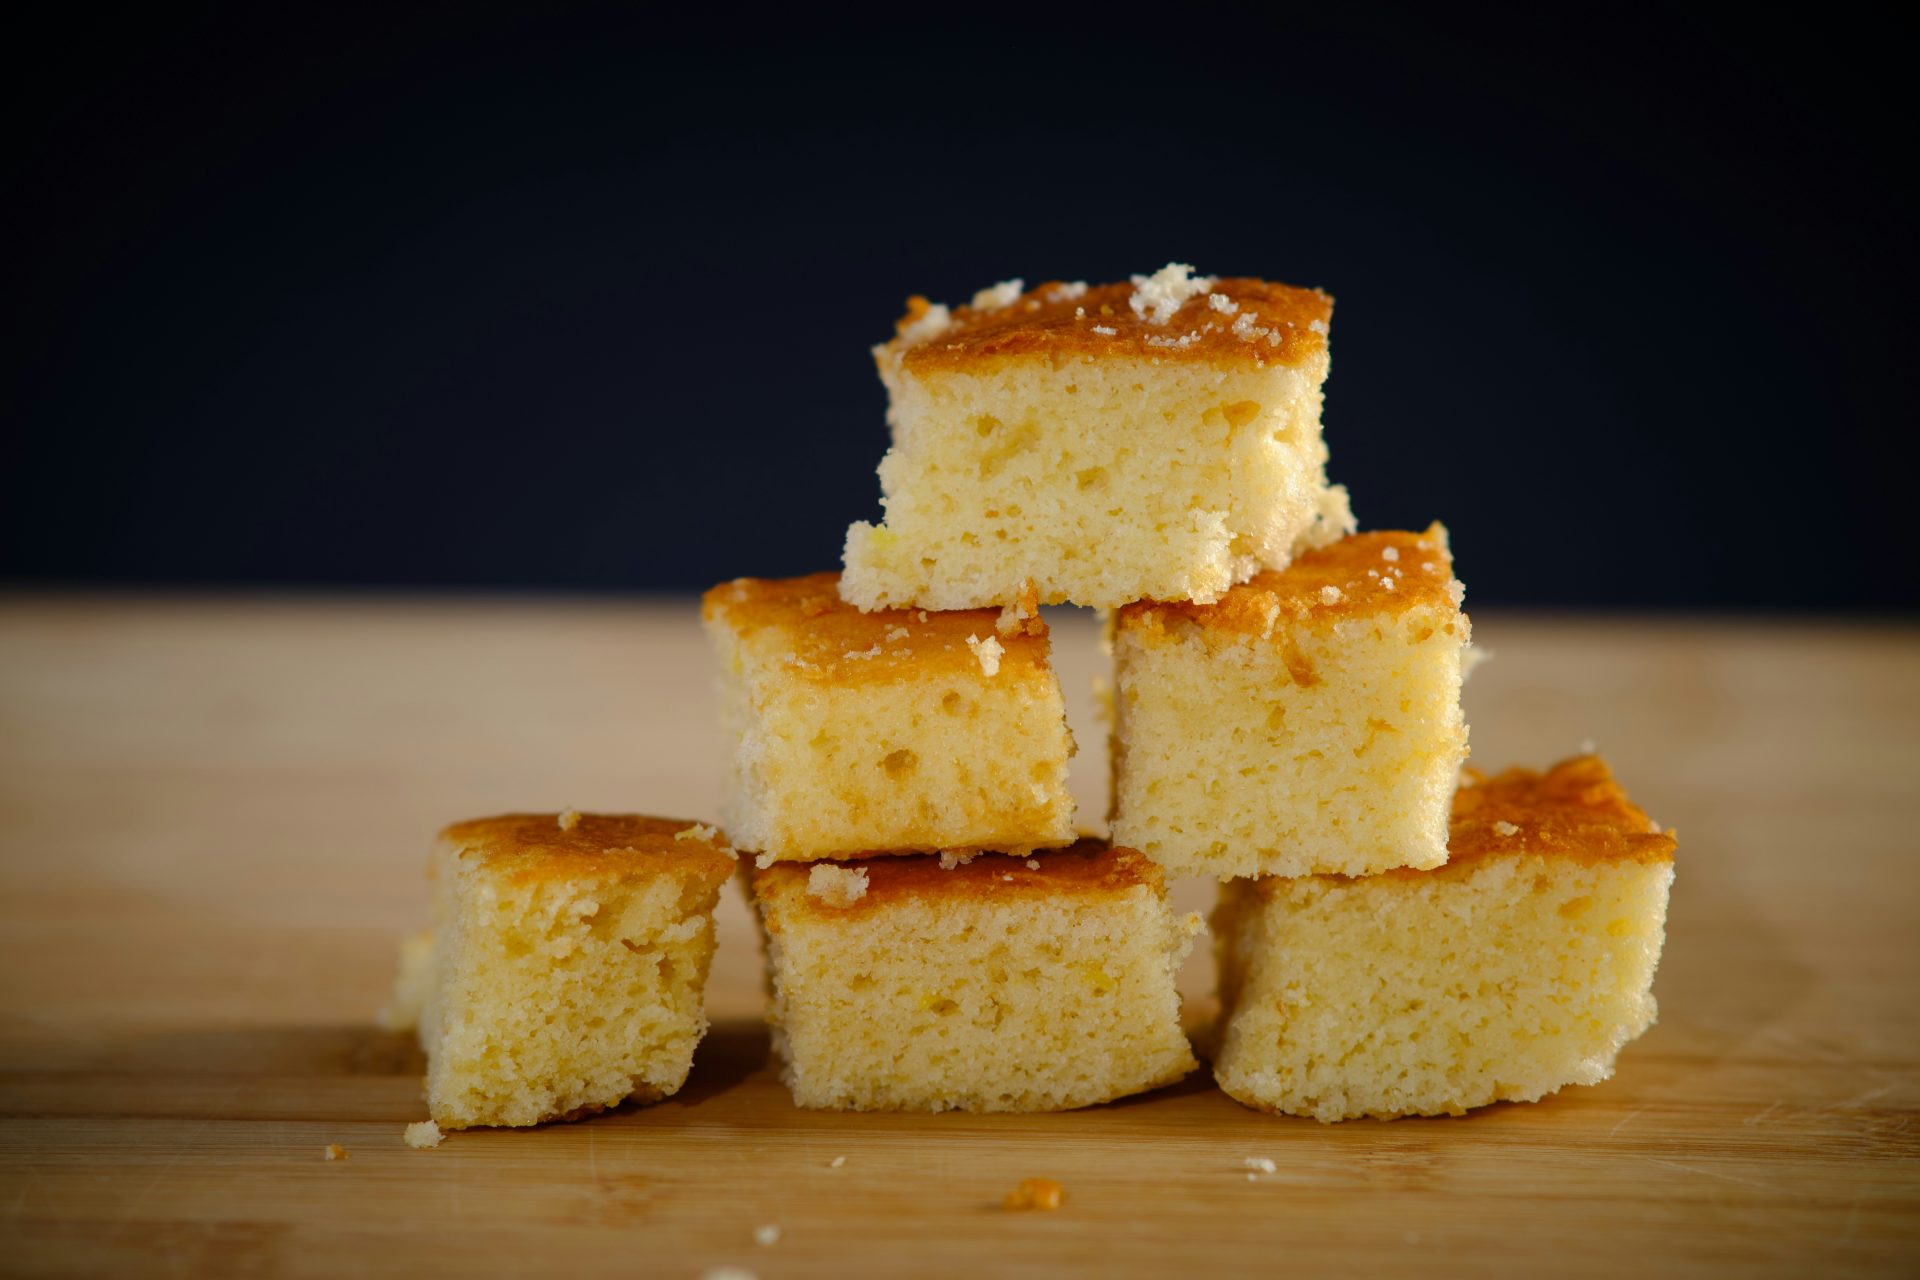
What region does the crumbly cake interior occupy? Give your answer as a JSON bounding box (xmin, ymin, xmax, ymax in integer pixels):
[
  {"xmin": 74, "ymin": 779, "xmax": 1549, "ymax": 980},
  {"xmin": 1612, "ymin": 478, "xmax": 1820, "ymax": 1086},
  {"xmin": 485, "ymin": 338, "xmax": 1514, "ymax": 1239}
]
[
  {"xmin": 1211, "ymin": 757, "xmax": 1676, "ymax": 1121},
  {"xmin": 703, "ymin": 573, "xmax": 1076, "ymax": 860},
  {"xmin": 420, "ymin": 814, "xmax": 734, "ymax": 1129},
  {"xmin": 842, "ymin": 271, "xmax": 1353, "ymax": 611},
  {"xmin": 752, "ymin": 843, "xmax": 1199, "ymax": 1112},
  {"xmin": 1111, "ymin": 527, "xmax": 1468, "ymax": 878}
]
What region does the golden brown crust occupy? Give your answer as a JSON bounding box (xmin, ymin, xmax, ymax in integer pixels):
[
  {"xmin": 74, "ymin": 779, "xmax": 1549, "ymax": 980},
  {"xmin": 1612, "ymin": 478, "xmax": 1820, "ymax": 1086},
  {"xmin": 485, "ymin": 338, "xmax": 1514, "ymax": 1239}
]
[
  {"xmin": 884, "ymin": 277, "xmax": 1331, "ymax": 374},
  {"xmin": 753, "ymin": 840, "xmax": 1159, "ymax": 926},
  {"xmin": 702, "ymin": 571, "xmax": 1050, "ymax": 685},
  {"xmin": 1259, "ymin": 757, "xmax": 1675, "ymax": 895},
  {"xmin": 438, "ymin": 813, "xmax": 736, "ymax": 888},
  {"xmin": 1118, "ymin": 525, "xmax": 1458, "ymax": 640},
  {"xmin": 1445, "ymin": 755, "xmax": 1675, "ymax": 866}
]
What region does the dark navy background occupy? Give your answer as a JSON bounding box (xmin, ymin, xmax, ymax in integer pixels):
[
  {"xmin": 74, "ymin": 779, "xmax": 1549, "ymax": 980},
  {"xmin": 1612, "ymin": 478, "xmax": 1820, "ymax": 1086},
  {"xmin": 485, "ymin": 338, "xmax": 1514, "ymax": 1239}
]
[{"xmin": 5, "ymin": 6, "xmax": 1911, "ymax": 609}]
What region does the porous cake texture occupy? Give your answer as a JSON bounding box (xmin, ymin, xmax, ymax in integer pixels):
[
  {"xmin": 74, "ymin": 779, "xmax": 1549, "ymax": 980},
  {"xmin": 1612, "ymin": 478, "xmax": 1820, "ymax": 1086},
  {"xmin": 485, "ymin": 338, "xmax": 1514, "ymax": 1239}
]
[
  {"xmin": 842, "ymin": 265, "xmax": 1355, "ymax": 611},
  {"xmin": 751, "ymin": 842, "xmax": 1200, "ymax": 1111},
  {"xmin": 702, "ymin": 572, "xmax": 1075, "ymax": 861},
  {"xmin": 1111, "ymin": 524, "xmax": 1469, "ymax": 879},
  {"xmin": 410, "ymin": 813, "xmax": 735, "ymax": 1129},
  {"xmin": 1211, "ymin": 757, "xmax": 1676, "ymax": 1121}
]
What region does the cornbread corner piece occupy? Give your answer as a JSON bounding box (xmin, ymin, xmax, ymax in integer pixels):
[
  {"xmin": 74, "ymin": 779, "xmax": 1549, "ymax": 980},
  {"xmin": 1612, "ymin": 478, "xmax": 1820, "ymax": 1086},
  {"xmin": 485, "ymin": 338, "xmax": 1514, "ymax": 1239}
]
[
  {"xmin": 1211, "ymin": 756, "xmax": 1677, "ymax": 1122},
  {"xmin": 841, "ymin": 266, "xmax": 1355, "ymax": 611},
  {"xmin": 1111, "ymin": 524, "xmax": 1469, "ymax": 879},
  {"xmin": 417, "ymin": 813, "xmax": 735, "ymax": 1129},
  {"xmin": 701, "ymin": 572, "xmax": 1076, "ymax": 861},
  {"xmin": 750, "ymin": 842, "xmax": 1200, "ymax": 1111}
]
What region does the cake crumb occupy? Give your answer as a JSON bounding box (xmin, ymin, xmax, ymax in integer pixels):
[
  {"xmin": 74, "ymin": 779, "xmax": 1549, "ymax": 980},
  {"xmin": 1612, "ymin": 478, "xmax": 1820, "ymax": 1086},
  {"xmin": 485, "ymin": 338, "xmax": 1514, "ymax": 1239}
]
[
  {"xmin": 1128, "ymin": 263, "xmax": 1217, "ymax": 324},
  {"xmin": 753, "ymin": 1224, "xmax": 782, "ymax": 1247},
  {"xmin": 675, "ymin": 823, "xmax": 720, "ymax": 843},
  {"xmin": 324, "ymin": 1143, "xmax": 349, "ymax": 1161},
  {"xmin": 966, "ymin": 634, "xmax": 1005, "ymax": 677},
  {"xmin": 1494, "ymin": 821, "xmax": 1521, "ymax": 837},
  {"xmin": 938, "ymin": 850, "xmax": 978, "ymax": 871},
  {"xmin": 1048, "ymin": 281, "xmax": 1089, "ymax": 302},
  {"xmin": 1091, "ymin": 324, "xmax": 1118, "ymax": 336},
  {"xmin": 896, "ymin": 297, "xmax": 951, "ymax": 346},
  {"xmin": 1319, "ymin": 585, "xmax": 1344, "ymax": 606},
  {"xmin": 1308, "ymin": 318, "xmax": 1329, "ymax": 334},
  {"xmin": 970, "ymin": 279, "xmax": 1024, "ymax": 311},
  {"xmin": 829, "ymin": 1155, "xmax": 847, "ymax": 1168},
  {"xmin": 1207, "ymin": 292, "xmax": 1239, "ymax": 315},
  {"xmin": 1446, "ymin": 580, "xmax": 1466, "ymax": 607},
  {"xmin": 557, "ymin": 808, "xmax": 581, "ymax": 831},
  {"xmin": 1382, "ymin": 546, "xmax": 1400, "ymax": 562},
  {"xmin": 916, "ymin": 610, "xmax": 928, "ymax": 622},
  {"xmin": 1004, "ymin": 1177, "xmax": 1065, "ymax": 1211},
  {"xmin": 1026, "ymin": 859, "xmax": 1041, "ymax": 870},
  {"xmin": 1243, "ymin": 1156, "xmax": 1277, "ymax": 1174},
  {"xmin": 886, "ymin": 626, "xmax": 910, "ymax": 642},
  {"xmin": 1580, "ymin": 738, "xmax": 1598, "ymax": 755},
  {"xmin": 806, "ymin": 864, "xmax": 869, "ymax": 908},
  {"xmin": 403, "ymin": 1120, "xmax": 442, "ymax": 1150}
]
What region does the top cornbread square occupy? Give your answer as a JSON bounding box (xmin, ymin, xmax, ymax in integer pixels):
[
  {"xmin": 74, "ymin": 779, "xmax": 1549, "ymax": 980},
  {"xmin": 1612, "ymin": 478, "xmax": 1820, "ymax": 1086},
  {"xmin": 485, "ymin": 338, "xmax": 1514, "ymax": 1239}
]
[
  {"xmin": 1111, "ymin": 525, "xmax": 1468, "ymax": 879},
  {"xmin": 702, "ymin": 572, "xmax": 1076, "ymax": 861},
  {"xmin": 841, "ymin": 266, "xmax": 1354, "ymax": 611}
]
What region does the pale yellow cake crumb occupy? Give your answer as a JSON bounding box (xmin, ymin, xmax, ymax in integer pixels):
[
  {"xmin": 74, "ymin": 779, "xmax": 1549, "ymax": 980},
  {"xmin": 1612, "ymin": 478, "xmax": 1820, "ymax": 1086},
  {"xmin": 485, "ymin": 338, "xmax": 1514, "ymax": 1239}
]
[
  {"xmin": 324, "ymin": 1143, "xmax": 349, "ymax": 1161},
  {"xmin": 806, "ymin": 864, "xmax": 870, "ymax": 907},
  {"xmin": 753, "ymin": 1224, "xmax": 782, "ymax": 1247},
  {"xmin": 966, "ymin": 634, "xmax": 1005, "ymax": 677},
  {"xmin": 404, "ymin": 1121, "xmax": 443, "ymax": 1149},
  {"xmin": 557, "ymin": 808, "xmax": 581, "ymax": 831},
  {"xmin": 1004, "ymin": 1177, "xmax": 1065, "ymax": 1211}
]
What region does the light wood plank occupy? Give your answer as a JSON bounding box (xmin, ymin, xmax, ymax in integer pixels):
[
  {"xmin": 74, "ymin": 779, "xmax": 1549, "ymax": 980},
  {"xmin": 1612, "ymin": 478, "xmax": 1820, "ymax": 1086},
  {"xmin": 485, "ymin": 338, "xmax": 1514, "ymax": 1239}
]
[{"xmin": 1, "ymin": 598, "xmax": 1915, "ymax": 1276}]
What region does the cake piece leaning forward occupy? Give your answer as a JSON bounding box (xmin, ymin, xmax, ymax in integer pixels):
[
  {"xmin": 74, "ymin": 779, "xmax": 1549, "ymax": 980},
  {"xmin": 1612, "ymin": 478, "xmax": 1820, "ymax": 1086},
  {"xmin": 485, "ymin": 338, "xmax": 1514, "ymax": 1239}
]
[
  {"xmin": 1112, "ymin": 525, "xmax": 1469, "ymax": 879},
  {"xmin": 390, "ymin": 813, "xmax": 735, "ymax": 1129},
  {"xmin": 750, "ymin": 842, "xmax": 1200, "ymax": 1111},
  {"xmin": 842, "ymin": 265, "xmax": 1355, "ymax": 611},
  {"xmin": 1211, "ymin": 756, "xmax": 1676, "ymax": 1121},
  {"xmin": 702, "ymin": 571, "xmax": 1076, "ymax": 862}
]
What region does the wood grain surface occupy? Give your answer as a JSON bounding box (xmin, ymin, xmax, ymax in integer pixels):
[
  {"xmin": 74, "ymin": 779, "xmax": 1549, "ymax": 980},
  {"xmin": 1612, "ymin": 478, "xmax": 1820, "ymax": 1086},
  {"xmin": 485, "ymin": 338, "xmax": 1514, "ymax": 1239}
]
[{"xmin": 1, "ymin": 598, "xmax": 1915, "ymax": 1277}]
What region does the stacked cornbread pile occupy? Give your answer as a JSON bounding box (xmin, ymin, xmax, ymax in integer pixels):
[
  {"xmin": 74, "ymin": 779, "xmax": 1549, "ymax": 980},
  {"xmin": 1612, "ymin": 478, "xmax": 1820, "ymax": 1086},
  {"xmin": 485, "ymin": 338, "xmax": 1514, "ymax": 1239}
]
[
  {"xmin": 388, "ymin": 263, "xmax": 1675, "ymax": 1132},
  {"xmin": 706, "ymin": 263, "xmax": 1674, "ymax": 1118}
]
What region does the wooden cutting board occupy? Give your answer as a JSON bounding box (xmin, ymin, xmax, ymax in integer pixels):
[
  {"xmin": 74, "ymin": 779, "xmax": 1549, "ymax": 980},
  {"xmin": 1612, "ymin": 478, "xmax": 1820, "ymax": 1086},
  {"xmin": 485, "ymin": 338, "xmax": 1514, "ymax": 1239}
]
[{"xmin": 1, "ymin": 599, "xmax": 1915, "ymax": 1277}]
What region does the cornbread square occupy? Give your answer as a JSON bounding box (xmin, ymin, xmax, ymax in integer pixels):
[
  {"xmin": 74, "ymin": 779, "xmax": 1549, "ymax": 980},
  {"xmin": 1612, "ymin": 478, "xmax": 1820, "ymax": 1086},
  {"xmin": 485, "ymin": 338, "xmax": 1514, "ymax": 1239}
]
[
  {"xmin": 702, "ymin": 571, "xmax": 1075, "ymax": 861},
  {"xmin": 1111, "ymin": 525, "xmax": 1469, "ymax": 879},
  {"xmin": 842, "ymin": 266, "xmax": 1355, "ymax": 611},
  {"xmin": 750, "ymin": 842, "xmax": 1200, "ymax": 1111},
  {"xmin": 413, "ymin": 813, "xmax": 735, "ymax": 1129},
  {"xmin": 1212, "ymin": 757, "xmax": 1676, "ymax": 1121}
]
